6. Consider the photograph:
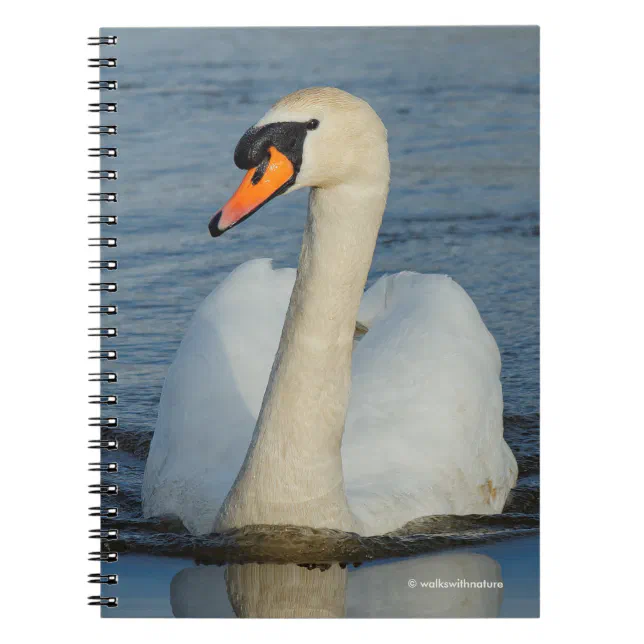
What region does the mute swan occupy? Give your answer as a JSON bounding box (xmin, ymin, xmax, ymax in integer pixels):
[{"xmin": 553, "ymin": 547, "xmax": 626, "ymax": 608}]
[{"xmin": 142, "ymin": 87, "xmax": 518, "ymax": 536}]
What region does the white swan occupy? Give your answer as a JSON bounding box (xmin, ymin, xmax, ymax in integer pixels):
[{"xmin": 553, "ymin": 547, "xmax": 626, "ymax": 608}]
[{"xmin": 142, "ymin": 87, "xmax": 517, "ymax": 536}]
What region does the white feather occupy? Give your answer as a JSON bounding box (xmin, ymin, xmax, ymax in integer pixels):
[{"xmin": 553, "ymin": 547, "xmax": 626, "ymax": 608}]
[{"xmin": 143, "ymin": 259, "xmax": 517, "ymax": 535}]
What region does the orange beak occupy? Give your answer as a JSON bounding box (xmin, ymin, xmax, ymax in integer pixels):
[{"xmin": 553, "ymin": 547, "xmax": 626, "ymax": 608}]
[{"xmin": 209, "ymin": 146, "xmax": 295, "ymax": 237}]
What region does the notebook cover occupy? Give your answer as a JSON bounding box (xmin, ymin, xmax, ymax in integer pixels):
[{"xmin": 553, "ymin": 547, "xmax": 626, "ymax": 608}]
[{"xmin": 89, "ymin": 26, "xmax": 540, "ymax": 618}]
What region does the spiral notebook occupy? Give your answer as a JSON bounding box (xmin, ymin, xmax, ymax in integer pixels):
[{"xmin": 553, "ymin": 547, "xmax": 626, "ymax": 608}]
[{"xmin": 88, "ymin": 27, "xmax": 540, "ymax": 618}]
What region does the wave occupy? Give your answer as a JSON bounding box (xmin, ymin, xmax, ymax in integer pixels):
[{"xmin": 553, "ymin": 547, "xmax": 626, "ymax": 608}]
[{"xmin": 104, "ymin": 514, "xmax": 539, "ymax": 565}]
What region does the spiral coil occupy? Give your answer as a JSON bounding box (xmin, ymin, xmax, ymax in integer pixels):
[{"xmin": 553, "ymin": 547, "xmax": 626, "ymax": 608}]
[{"xmin": 88, "ymin": 34, "xmax": 119, "ymax": 609}]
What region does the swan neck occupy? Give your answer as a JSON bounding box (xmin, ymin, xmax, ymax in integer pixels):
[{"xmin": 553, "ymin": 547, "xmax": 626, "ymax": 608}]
[
  {"xmin": 294, "ymin": 183, "xmax": 387, "ymax": 346},
  {"xmin": 215, "ymin": 180, "xmax": 387, "ymax": 531},
  {"xmin": 258, "ymin": 183, "xmax": 387, "ymax": 441}
]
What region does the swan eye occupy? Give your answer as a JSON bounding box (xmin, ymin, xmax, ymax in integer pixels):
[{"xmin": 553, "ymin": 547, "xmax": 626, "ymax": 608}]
[{"xmin": 306, "ymin": 119, "xmax": 320, "ymax": 131}]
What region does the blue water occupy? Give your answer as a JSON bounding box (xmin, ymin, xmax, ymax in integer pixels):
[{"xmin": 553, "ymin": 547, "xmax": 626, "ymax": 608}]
[
  {"xmin": 106, "ymin": 536, "xmax": 539, "ymax": 618},
  {"xmin": 98, "ymin": 27, "xmax": 539, "ymax": 617}
]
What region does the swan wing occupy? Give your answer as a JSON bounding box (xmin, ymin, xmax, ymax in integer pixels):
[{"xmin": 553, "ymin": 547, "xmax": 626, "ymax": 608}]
[
  {"xmin": 142, "ymin": 259, "xmax": 295, "ymax": 534},
  {"xmin": 143, "ymin": 262, "xmax": 517, "ymax": 536},
  {"xmin": 344, "ymin": 272, "xmax": 518, "ymax": 535}
]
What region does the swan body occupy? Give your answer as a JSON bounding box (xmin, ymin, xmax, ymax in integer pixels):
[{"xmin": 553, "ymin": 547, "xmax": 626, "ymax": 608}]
[{"xmin": 142, "ymin": 87, "xmax": 517, "ymax": 536}]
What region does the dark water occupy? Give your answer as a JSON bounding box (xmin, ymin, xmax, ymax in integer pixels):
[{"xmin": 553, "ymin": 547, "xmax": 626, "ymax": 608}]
[{"xmin": 99, "ymin": 27, "xmax": 539, "ymax": 615}]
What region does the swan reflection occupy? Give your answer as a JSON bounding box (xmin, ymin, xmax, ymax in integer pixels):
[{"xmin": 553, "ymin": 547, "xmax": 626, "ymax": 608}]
[{"xmin": 170, "ymin": 551, "xmax": 503, "ymax": 618}]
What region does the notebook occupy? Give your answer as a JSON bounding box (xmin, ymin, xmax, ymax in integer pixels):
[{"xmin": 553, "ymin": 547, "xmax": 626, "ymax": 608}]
[{"xmin": 88, "ymin": 26, "xmax": 540, "ymax": 618}]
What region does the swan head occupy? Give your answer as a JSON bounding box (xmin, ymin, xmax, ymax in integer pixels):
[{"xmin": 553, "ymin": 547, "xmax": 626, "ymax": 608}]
[{"xmin": 209, "ymin": 87, "xmax": 389, "ymax": 237}]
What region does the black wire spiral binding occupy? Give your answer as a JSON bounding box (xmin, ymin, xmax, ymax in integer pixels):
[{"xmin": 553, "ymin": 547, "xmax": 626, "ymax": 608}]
[
  {"xmin": 89, "ymin": 573, "xmax": 118, "ymax": 584},
  {"xmin": 89, "ymin": 506, "xmax": 119, "ymax": 517},
  {"xmin": 88, "ymin": 80, "xmax": 118, "ymax": 91},
  {"xmin": 88, "ymin": 148, "xmax": 118, "ymax": 157},
  {"xmin": 89, "ymin": 416, "xmax": 118, "ymax": 427},
  {"xmin": 89, "ymin": 462, "xmax": 119, "ymax": 473},
  {"xmin": 89, "ymin": 125, "xmax": 118, "ymax": 135},
  {"xmin": 88, "ymin": 596, "xmax": 119, "ymax": 607},
  {"xmin": 88, "ymin": 36, "xmax": 118, "ymax": 46},
  {"xmin": 88, "ymin": 192, "xmax": 118, "ymax": 202},
  {"xmin": 88, "ymin": 215, "xmax": 118, "ymax": 225},
  {"xmin": 88, "ymin": 237, "xmax": 117, "ymax": 247},
  {"xmin": 89, "ymin": 261, "xmax": 118, "ymax": 271},
  {"xmin": 88, "ymin": 34, "xmax": 119, "ymax": 609},
  {"xmin": 89, "ymin": 103, "xmax": 118, "ymax": 113},
  {"xmin": 88, "ymin": 58, "xmax": 118, "ymax": 68}
]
